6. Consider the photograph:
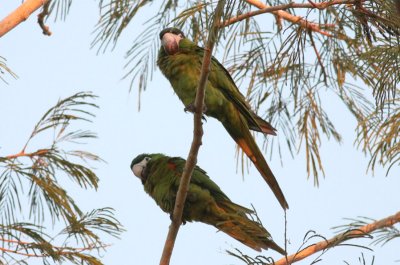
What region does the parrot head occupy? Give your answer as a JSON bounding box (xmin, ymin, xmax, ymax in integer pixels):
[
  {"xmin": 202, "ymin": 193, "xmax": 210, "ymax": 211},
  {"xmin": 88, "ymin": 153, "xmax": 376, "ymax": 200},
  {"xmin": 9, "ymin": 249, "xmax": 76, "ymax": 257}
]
[
  {"xmin": 159, "ymin": 27, "xmax": 185, "ymax": 55},
  {"xmin": 130, "ymin": 154, "xmax": 152, "ymax": 182}
]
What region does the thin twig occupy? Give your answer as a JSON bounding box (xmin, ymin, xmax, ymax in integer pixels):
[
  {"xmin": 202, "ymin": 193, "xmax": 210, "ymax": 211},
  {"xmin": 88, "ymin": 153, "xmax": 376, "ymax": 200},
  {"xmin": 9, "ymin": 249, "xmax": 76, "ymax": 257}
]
[
  {"xmin": 0, "ymin": 0, "xmax": 49, "ymax": 37},
  {"xmin": 37, "ymin": 0, "xmax": 52, "ymax": 36},
  {"xmin": 242, "ymin": 0, "xmax": 356, "ymax": 37},
  {"xmin": 6, "ymin": 149, "xmax": 49, "ymax": 159},
  {"xmin": 158, "ymin": 1, "xmax": 226, "ymax": 265},
  {"xmin": 307, "ymin": 30, "xmax": 327, "ymax": 83},
  {"xmin": 274, "ymin": 211, "xmax": 400, "ymax": 265},
  {"xmin": 0, "ymin": 243, "xmax": 110, "ymax": 258},
  {"xmin": 307, "ymin": 0, "xmax": 319, "ymax": 9},
  {"xmin": 224, "ymin": 0, "xmax": 356, "ymax": 27}
]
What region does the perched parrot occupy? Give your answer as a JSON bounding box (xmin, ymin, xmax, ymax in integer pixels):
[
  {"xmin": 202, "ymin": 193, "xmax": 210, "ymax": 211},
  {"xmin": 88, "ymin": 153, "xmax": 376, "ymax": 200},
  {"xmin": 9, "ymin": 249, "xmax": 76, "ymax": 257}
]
[
  {"xmin": 157, "ymin": 28, "xmax": 288, "ymax": 209},
  {"xmin": 131, "ymin": 153, "xmax": 286, "ymax": 254}
]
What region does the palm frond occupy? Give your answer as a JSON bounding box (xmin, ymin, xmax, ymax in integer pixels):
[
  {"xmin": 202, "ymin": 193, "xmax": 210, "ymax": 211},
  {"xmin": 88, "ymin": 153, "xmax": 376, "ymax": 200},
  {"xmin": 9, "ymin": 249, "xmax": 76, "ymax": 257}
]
[
  {"xmin": 333, "ymin": 216, "xmax": 400, "ymax": 246},
  {"xmin": 92, "ymin": 0, "xmax": 156, "ymax": 52},
  {"xmin": 0, "ymin": 56, "xmax": 18, "ymax": 84},
  {"xmin": 0, "ymin": 92, "xmax": 122, "ymax": 265},
  {"xmin": 0, "ymin": 92, "xmax": 100, "ymax": 224},
  {"xmin": 0, "ymin": 209, "xmax": 122, "ymax": 265},
  {"xmin": 356, "ymin": 94, "xmax": 400, "ymax": 174},
  {"xmin": 48, "ymin": 0, "xmax": 73, "ymax": 21}
]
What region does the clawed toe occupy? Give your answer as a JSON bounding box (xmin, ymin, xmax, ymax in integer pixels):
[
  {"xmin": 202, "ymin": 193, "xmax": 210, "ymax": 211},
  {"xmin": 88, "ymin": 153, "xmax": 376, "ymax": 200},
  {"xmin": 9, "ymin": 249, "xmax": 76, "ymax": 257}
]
[
  {"xmin": 184, "ymin": 103, "xmax": 195, "ymax": 113},
  {"xmin": 184, "ymin": 103, "xmax": 207, "ymax": 114}
]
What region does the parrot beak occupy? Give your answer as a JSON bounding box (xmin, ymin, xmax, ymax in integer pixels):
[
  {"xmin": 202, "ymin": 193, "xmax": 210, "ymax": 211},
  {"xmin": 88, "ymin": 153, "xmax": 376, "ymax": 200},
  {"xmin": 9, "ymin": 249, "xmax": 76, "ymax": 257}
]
[
  {"xmin": 131, "ymin": 156, "xmax": 151, "ymax": 182},
  {"xmin": 161, "ymin": 32, "xmax": 181, "ymax": 55},
  {"xmin": 132, "ymin": 163, "xmax": 144, "ymax": 179},
  {"xmin": 132, "ymin": 160, "xmax": 148, "ymax": 180}
]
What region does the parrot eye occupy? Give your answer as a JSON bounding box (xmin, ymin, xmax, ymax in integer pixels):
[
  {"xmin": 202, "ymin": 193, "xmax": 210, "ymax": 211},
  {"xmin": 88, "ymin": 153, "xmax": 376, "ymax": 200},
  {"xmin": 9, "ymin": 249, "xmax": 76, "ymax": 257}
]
[{"xmin": 145, "ymin": 157, "xmax": 151, "ymax": 161}]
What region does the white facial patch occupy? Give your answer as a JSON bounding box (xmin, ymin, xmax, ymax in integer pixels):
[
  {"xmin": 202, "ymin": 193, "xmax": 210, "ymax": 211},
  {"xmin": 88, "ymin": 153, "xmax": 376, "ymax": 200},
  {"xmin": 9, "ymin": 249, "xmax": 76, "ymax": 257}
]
[
  {"xmin": 131, "ymin": 157, "xmax": 151, "ymax": 178},
  {"xmin": 163, "ymin": 32, "xmax": 183, "ymax": 44},
  {"xmin": 161, "ymin": 32, "xmax": 183, "ymax": 55}
]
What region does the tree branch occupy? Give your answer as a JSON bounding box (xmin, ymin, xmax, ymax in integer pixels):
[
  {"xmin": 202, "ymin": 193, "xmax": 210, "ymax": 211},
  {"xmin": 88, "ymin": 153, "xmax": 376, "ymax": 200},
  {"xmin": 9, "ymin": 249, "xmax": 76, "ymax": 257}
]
[
  {"xmin": 0, "ymin": 0, "xmax": 49, "ymax": 38},
  {"xmin": 37, "ymin": 0, "xmax": 52, "ymax": 36},
  {"xmin": 5, "ymin": 149, "xmax": 49, "ymax": 159},
  {"xmin": 158, "ymin": 1, "xmax": 226, "ymax": 265},
  {"xmin": 275, "ymin": 211, "xmax": 400, "ymax": 265},
  {"xmin": 243, "ymin": 0, "xmax": 350, "ymax": 37},
  {"xmin": 224, "ymin": 0, "xmax": 354, "ymax": 28},
  {"xmin": 0, "ymin": 242, "xmax": 110, "ymax": 258}
]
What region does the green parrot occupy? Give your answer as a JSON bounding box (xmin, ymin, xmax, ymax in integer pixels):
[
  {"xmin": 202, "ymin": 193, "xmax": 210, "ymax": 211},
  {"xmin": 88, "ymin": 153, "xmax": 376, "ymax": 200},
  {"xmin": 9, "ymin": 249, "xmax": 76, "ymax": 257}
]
[
  {"xmin": 131, "ymin": 153, "xmax": 286, "ymax": 254},
  {"xmin": 157, "ymin": 28, "xmax": 288, "ymax": 209}
]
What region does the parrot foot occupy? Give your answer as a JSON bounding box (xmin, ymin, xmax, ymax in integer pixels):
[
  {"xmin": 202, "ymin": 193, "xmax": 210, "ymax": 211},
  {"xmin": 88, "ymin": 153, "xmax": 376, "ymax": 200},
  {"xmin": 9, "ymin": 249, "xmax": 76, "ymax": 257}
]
[
  {"xmin": 184, "ymin": 103, "xmax": 207, "ymax": 121},
  {"xmin": 184, "ymin": 102, "xmax": 207, "ymax": 114}
]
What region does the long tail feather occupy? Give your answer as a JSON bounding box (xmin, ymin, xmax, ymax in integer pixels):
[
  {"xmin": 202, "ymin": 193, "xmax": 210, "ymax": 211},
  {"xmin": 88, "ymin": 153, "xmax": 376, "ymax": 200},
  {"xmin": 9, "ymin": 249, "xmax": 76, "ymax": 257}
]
[
  {"xmin": 218, "ymin": 200, "xmax": 254, "ymax": 215},
  {"xmin": 223, "ymin": 118, "xmax": 289, "ymax": 209},
  {"xmin": 212, "ymin": 208, "xmax": 286, "ymax": 255},
  {"xmin": 249, "ymin": 115, "xmax": 277, "ymax": 135}
]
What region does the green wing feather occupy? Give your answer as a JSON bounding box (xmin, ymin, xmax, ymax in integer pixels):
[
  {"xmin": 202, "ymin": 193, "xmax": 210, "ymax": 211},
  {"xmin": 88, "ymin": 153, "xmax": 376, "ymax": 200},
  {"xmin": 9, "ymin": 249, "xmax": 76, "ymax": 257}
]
[
  {"xmin": 187, "ymin": 43, "xmax": 265, "ymax": 132},
  {"xmin": 167, "ymin": 156, "xmax": 231, "ymax": 203},
  {"xmin": 135, "ymin": 153, "xmax": 285, "ymax": 254},
  {"xmin": 144, "ymin": 155, "xmax": 253, "ymax": 215}
]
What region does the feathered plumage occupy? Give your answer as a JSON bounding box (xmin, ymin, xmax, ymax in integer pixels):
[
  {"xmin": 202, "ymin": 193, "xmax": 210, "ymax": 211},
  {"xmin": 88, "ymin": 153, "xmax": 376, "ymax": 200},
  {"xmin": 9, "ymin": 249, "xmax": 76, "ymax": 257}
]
[
  {"xmin": 157, "ymin": 28, "xmax": 288, "ymax": 209},
  {"xmin": 131, "ymin": 153, "xmax": 286, "ymax": 254}
]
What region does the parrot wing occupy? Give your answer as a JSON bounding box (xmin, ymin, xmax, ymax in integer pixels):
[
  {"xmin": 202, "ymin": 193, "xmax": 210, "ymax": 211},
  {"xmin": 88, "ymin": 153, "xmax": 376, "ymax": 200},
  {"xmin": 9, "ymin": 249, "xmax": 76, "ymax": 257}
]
[
  {"xmin": 167, "ymin": 156, "xmax": 229, "ymax": 201},
  {"xmin": 169, "ymin": 157, "xmax": 254, "ymax": 215},
  {"xmin": 209, "ymin": 56, "xmax": 278, "ymax": 135},
  {"xmin": 187, "ymin": 45, "xmax": 265, "ymax": 133},
  {"xmin": 208, "ymin": 48, "xmax": 276, "ymax": 135},
  {"xmin": 144, "ymin": 155, "xmax": 239, "ymax": 214}
]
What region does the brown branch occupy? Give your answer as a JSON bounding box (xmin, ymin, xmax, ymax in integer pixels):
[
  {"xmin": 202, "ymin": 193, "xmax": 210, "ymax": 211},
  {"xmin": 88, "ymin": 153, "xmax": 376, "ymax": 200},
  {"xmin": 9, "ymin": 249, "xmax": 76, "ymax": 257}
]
[
  {"xmin": 307, "ymin": 30, "xmax": 327, "ymax": 83},
  {"xmin": 37, "ymin": 0, "xmax": 52, "ymax": 36},
  {"xmin": 274, "ymin": 14, "xmax": 283, "ymax": 31},
  {"xmin": 275, "ymin": 211, "xmax": 400, "ymax": 265},
  {"xmin": 0, "ymin": 237, "xmax": 31, "ymax": 245},
  {"xmin": 307, "ymin": 0, "xmax": 319, "ymax": 9},
  {"xmin": 0, "ymin": 242, "xmax": 110, "ymax": 258},
  {"xmin": 158, "ymin": 1, "xmax": 226, "ymax": 265},
  {"xmin": 0, "ymin": 246, "xmax": 45, "ymax": 258},
  {"xmin": 224, "ymin": 0, "xmax": 355, "ymax": 27},
  {"xmin": 0, "ymin": 0, "xmax": 49, "ymax": 38},
  {"xmin": 240, "ymin": 0, "xmax": 356, "ymax": 37},
  {"xmin": 6, "ymin": 149, "xmax": 49, "ymax": 159}
]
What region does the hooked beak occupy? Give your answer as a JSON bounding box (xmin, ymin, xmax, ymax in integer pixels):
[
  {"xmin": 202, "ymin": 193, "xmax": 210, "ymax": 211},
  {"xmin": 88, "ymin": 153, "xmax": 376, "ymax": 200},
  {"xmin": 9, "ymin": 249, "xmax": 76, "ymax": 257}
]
[
  {"xmin": 161, "ymin": 32, "xmax": 180, "ymax": 55},
  {"xmin": 132, "ymin": 162, "xmax": 146, "ymax": 180}
]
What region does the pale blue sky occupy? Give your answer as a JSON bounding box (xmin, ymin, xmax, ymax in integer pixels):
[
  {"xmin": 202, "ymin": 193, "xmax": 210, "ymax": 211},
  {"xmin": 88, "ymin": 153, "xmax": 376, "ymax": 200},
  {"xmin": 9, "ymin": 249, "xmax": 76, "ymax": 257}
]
[{"xmin": 1, "ymin": 2, "xmax": 399, "ymax": 265}]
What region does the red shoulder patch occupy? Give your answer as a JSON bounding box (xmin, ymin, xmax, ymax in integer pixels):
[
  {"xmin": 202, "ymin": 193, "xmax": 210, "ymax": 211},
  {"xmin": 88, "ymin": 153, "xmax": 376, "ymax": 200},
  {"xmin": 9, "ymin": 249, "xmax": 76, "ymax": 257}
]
[{"xmin": 167, "ymin": 161, "xmax": 177, "ymax": 171}]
